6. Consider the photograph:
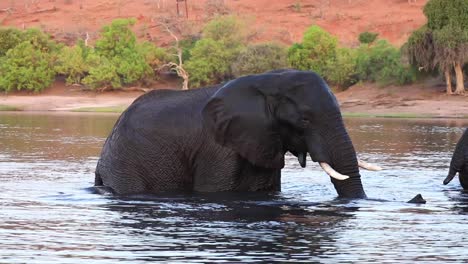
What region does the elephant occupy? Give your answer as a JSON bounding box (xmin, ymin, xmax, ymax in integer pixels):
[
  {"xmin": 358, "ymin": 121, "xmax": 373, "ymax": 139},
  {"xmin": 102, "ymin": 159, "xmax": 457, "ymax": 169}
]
[
  {"xmin": 444, "ymin": 128, "xmax": 468, "ymax": 189},
  {"xmin": 94, "ymin": 69, "xmax": 381, "ymax": 198}
]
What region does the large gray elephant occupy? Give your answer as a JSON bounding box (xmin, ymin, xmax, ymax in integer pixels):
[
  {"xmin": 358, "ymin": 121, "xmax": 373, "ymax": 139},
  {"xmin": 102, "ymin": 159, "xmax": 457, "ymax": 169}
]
[
  {"xmin": 444, "ymin": 128, "xmax": 468, "ymax": 189},
  {"xmin": 95, "ymin": 69, "xmax": 379, "ymax": 198}
]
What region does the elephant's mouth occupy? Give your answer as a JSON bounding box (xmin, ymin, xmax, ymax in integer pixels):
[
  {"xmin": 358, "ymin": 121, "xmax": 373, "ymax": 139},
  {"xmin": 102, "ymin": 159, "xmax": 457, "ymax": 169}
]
[{"xmin": 295, "ymin": 151, "xmax": 382, "ymax": 181}]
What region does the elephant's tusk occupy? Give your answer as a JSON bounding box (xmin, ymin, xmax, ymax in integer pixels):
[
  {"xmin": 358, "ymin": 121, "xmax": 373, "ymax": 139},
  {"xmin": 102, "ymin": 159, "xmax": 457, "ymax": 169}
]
[
  {"xmin": 319, "ymin": 162, "xmax": 349, "ymax": 180},
  {"xmin": 358, "ymin": 159, "xmax": 383, "ymax": 171}
]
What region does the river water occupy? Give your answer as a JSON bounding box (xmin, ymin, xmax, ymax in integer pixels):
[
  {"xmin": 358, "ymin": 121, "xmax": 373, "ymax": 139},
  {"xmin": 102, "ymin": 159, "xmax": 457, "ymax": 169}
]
[{"xmin": 1, "ymin": 112, "xmax": 468, "ymax": 263}]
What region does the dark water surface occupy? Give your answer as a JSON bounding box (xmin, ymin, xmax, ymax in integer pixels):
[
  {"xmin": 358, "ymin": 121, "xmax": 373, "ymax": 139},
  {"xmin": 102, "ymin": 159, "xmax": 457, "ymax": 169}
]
[{"xmin": 1, "ymin": 112, "xmax": 468, "ymax": 263}]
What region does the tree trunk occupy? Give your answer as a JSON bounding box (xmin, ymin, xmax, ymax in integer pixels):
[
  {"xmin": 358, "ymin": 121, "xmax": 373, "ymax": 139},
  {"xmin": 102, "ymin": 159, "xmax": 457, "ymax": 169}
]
[
  {"xmin": 454, "ymin": 62, "xmax": 465, "ymax": 95},
  {"xmin": 181, "ymin": 72, "xmax": 189, "ymax": 90},
  {"xmin": 444, "ymin": 68, "xmax": 453, "ymax": 95}
]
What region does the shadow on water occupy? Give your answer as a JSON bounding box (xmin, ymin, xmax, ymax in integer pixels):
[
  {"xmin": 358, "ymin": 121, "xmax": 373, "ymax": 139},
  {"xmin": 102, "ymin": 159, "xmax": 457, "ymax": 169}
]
[
  {"xmin": 443, "ymin": 188, "xmax": 468, "ymax": 214},
  {"xmin": 98, "ymin": 192, "xmax": 360, "ymax": 262}
]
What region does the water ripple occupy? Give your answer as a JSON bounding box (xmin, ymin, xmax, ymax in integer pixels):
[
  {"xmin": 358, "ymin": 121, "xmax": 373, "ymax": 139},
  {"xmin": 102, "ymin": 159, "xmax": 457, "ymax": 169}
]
[{"xmin": 1, "ymin": 114, "xmax": 468, "ymax": 263}]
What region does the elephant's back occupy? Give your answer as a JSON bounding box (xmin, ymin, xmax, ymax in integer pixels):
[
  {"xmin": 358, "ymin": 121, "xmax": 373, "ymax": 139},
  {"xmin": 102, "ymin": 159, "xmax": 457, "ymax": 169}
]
[
  {"xmin": 124, "ymin": 87, "xmax": 219, "ymax": 128},
  {"xmin": 95, "ymin": 86, "xmax": 221, "ymax": 194}
]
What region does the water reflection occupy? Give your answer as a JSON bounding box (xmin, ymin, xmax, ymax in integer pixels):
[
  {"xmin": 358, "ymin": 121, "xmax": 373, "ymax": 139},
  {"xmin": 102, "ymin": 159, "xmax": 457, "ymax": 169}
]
[
  {"xmin": 1, "ymin": 112, "xmax": 468, "ymax": 263},
  {"xmin": 0, "ymin": 112, "xmax": 116, "ymax": 161},
  {"xmin": 443, "ymin": 189, "xmax": 468, "ymax": 214},
  {"xmin": 103, "ymin": 194, "xmax": 358, "ymax": 262}
]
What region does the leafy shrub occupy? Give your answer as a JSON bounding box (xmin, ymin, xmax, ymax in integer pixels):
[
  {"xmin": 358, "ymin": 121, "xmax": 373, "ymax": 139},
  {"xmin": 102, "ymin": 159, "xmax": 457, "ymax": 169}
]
[
  {"xmin": 115, "ymin": 49, "xmax": 153, "ymax": 85},
  {"xmin": 405, "ymin": 25, "xmax": 435, "ymax": 72},
  {"xmin": 287, "ymin": 43, "xmax": 314, "ymax": 70},
  {"xmin": 202, "ymin": 15, "xmax": 248, "ymax": 49},
  {"xmin": 358, "ymin": 31, "xmax": 379, "ymax": 44},
  {"xmin": 136, "ymin": 41, "xmax": 169, "ymax": 69},
  {"xmin": 178, "ymin": 37, "xmax": 198, "ymax": 62},
  {"xmin": 0, "ymin": 42, "xmax": 55, "ymax": 92},
  {"xmin": 23, "ymin": 28, "xmax": 61, "ymax": 53},
  {"xmin": 82, "ymin": 52, "xmax": 120, "ymax": 89},
  {"xmin": 287, "ymin": 25, "xmax": 337, "ymax": 77},
  {"xmin": 0, "ymin": 27, "xmax": 60, "ymax": 59},
  {"xmin": 424, "ymin": 0, "xmax": 468, "ymax": 30},
  {"xmin": 0, "ymin": 28, "xmax": 23, "ymax": 56},
  {"xmin": 231, "ymin": 43, "xmax": 288, "ymax": 77},
  {"xmin": 95, "ymin": 18, "xmax": 137, "ymax": 57},
  {"xmin": 326, "ymin": 47, "xmax": 358, "ymax": 89},
  {"xmin": 186, "ymin": 15, "xmax": 247, "ymax": 88},
  {"xmin": 55, "ymin": 45, "xmax": 88, "ymax": 85},
  {"xmin": 356, "ymin": 40, "xmax": 416, "ymax": 85},
  {"xmin": 185, "ymin": 38, "xmax": 233, "ymax": 87},
  {"xmin": 86, "ymin": 18, "xmax": 153, "ymax": 89}
]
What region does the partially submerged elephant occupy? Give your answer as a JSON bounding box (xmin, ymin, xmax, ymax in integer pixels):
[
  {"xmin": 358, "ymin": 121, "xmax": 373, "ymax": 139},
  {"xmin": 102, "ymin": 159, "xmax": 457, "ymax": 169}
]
[
  {"xmin": 444, "ymin": 128, "xmax": 468, "ymax": 189},
  {"xmin": 95, "ymin": 69, "xmax": 381, "ymax": 198}
]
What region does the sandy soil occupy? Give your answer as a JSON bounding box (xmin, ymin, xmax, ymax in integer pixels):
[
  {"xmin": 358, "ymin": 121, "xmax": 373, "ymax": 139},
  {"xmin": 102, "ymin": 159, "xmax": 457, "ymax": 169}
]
[
  {"xmin": 336, "ymin": 82, "xmax": 468, "ymax": 118},
  {"xmin": 0, "ymin": 0, "xmax": 428, "ymax": 47},
  {"xmin": 0, "ymin": 82, "xmax": 144, "ymax": 111},
  {"xmin": 1, "ymin": 80, "xmax": 467, "ymax": 118}
]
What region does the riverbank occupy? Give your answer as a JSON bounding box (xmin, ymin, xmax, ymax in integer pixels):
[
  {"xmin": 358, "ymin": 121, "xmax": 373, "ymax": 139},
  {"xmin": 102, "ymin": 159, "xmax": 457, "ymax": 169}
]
[
  {"xmin": 336, "ymin": 82, "xmax": 468, "ymax": 119},
  {"xmin": 1, "ymin": 81, "xmax": 467, "ymax": 118},
  {"xmin": 0, "ymin": 83, "xmax": 143, "ymax": 113}
]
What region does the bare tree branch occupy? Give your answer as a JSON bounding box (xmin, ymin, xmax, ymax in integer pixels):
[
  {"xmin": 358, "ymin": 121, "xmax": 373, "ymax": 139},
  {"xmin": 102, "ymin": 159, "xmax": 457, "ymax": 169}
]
[
  {"xmin": 0, "ymin": 8, "xmax": 13, "ymax": 14},
  {"xmin": 30, "ymin": 6, "xmax": 57, "ymax": 14},
  {"xmin": 157, "ymin": 20, "xmax": 189, "ymax": 90},
  {"xmin": 84, "ymin": 32, "xmax": 90, "ymax": 47}
]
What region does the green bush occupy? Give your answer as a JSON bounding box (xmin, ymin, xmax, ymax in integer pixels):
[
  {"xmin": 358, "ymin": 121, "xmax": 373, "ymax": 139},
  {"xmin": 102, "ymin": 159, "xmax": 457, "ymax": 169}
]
[
  {"xmin": 82, "ymin": 52, "xmax": 120, "ymax": 89},
  {"xmin": 424, "ymin": 0, "xmax": 468, "ymax": 30},
  {"xmin": 186, "ymin": 15, "xmax": 247, "ymax": 88},
  {"xmin": 0, "ymin": 42, "xmax": 55, "ymax": 92},
  {"xmin": 55, "ymin": 45, "xmax": 88, "ymax": 85},
  {"xmin": 23, "ymin": 28, "xmax": 61, "ymax": 53},
  {"xmin": 231, "ymin": 43, "xmax": 288, "ymax": 77},
  {"xmin": 356, "ymin": 40, "xmax": 416, "ymax": 85},
  {"xmin": 287, "ymin": 43, "xmax": 314, "ymax": 70},
  {"xmin": 358, "ymin": 31, "xmax": 379, "ymax": 44},
  {"xmin": 115, "ymin": 49, "xmax": 153, "ymax": 85},
  {"xmin": 95, "ymin": 18, "xmax": 138, "ymax": 57},
  {"xmin": 178, "ymin": 37, "xmax": 198, "ymax": 62},
  {"xmin": 0, "ymin": 27, "xmax": 60, "ymax": 62},
  {"xmin": 136, "ymin": 41, "xmax": 169, "ymax": 69},
  {"xmin": 202, "ymin": 15, "xmax": 248, "ymax": 48},
  {"xmin": 406, "ymin": 25, "xmax": 435, "ymax": 71},
  {"xmin": 326, "ymin": 47, "xmax": 358, "ymax": 89},
  {"xmin": 422, "ymin": 0, "xmax": 468, "ymax": 94},
  {"xmin": 186, "ymin": 38, "xmax": 233, "ymax": 87},
  {"xmin": 86, "ymin": 18, "xmax": 153, "ymax": 89},
  {"xmin": 287, "ymin": 25, "xmax": 337, "ymax": 77},
  {"xmin": 0, "ymin": 28, "xmax": 23, "ymax": 56}
]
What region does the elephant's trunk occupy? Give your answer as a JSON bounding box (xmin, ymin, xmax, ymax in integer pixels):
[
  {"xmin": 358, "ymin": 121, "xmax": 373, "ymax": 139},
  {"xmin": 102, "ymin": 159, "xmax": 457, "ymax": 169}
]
[
  {"xmin": 444, "ymin": 130, "xmax": 468, "ymax": 186},
  {"xmin": 307, "ymin": 113, "xmax": 366, "ymax": 198}
]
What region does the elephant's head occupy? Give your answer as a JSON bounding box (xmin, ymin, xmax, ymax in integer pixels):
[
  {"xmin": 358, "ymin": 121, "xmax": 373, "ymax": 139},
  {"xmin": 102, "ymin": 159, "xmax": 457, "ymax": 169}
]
[
  {"xmin": 202, "ymin": 69, "xmax": 374, "ymax": 198},
  {"xmin": 444, "ymin": 129, "xmax": 468, "ymax": 189}
]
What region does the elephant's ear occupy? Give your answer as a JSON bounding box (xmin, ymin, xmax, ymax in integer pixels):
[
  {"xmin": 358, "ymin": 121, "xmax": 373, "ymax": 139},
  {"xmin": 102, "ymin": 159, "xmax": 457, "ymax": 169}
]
[{"xmin": 202, "ymin": 76, "xmax": 285, "ymax": 169}]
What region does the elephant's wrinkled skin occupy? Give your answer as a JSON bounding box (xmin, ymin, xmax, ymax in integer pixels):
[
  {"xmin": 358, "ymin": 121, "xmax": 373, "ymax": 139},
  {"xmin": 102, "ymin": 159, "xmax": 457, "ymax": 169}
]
[
  {"xmin": 95, "ymin": 70, "xmax": 367, "ymax": 198},
  {"xmin": 444, "ymin": 129, "xmax": 468, "ymax": 189}
]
